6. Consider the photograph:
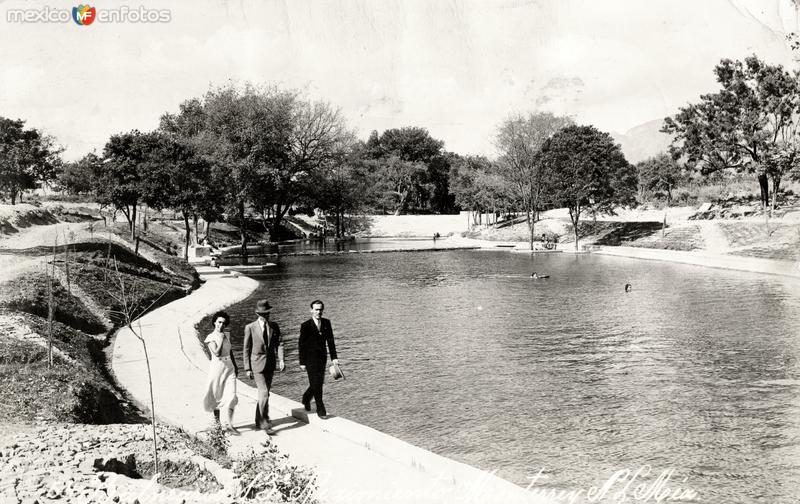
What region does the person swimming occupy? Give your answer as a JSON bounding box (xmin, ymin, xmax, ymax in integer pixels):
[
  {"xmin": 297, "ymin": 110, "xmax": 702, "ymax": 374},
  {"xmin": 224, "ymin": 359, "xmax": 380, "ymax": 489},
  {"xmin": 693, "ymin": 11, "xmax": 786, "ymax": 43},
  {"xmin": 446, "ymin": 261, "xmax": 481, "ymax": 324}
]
[{"xmin": 625, "ymin": 283, "xmax": 632, "ymax": 292}]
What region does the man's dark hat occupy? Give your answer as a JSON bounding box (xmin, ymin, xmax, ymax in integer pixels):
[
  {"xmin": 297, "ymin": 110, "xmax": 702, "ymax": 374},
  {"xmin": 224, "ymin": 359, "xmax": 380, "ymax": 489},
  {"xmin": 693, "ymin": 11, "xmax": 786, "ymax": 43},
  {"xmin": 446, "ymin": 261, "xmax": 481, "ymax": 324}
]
[{"xmin": 255, "ymin": 299, "xmax": 272, "ymax": 314}]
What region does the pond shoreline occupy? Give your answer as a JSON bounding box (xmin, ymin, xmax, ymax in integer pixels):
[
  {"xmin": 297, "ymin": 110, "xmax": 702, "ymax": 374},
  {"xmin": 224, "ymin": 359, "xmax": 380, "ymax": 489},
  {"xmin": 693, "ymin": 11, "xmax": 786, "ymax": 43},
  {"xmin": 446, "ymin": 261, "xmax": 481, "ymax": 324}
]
[{"xmin": 112, "ymin": 266, "xmax": 550, "ymax": 503}]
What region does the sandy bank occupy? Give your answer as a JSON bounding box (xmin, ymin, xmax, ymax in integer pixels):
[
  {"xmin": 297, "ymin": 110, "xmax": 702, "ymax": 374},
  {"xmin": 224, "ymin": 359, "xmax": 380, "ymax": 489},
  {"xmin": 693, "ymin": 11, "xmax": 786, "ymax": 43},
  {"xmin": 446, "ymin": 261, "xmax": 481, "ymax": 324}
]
[{"xmin": 112, "ymin": 270, "xmax": 553, "ymax": 504}]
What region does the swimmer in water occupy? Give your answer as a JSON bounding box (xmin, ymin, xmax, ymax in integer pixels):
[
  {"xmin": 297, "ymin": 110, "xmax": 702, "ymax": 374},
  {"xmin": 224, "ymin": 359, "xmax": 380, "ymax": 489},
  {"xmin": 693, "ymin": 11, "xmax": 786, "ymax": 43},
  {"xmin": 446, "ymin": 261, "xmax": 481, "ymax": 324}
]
[{"xmin": 625, "ymin": 283, "xmax": 632, "ymax": 292}]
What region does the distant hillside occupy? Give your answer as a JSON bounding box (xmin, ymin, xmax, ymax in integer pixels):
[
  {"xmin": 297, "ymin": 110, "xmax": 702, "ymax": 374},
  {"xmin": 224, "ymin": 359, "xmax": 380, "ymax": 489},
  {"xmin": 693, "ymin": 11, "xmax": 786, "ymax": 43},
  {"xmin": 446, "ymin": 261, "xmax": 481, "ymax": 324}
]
[{"xmin": 612, "ymin": 119, "xmax": 673, "ymax": 164}]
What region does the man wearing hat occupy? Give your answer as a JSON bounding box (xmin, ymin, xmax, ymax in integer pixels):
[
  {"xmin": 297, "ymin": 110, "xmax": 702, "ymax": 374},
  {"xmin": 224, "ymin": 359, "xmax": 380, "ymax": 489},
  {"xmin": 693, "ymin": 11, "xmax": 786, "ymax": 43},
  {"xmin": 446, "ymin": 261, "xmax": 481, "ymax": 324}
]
[
  {"xmin": 244, "ymin": 299, "xmax": 285, "ymax": 435},
  {"xmin": 299, "ymin": 299, "xmax": 339, "ymax": 418}
]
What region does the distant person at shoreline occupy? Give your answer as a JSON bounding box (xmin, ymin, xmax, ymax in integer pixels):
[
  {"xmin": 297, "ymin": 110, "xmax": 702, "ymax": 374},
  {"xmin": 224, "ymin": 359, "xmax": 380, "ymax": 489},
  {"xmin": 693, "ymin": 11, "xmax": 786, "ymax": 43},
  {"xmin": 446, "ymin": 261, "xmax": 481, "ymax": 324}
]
[
  {"xmin": 625, "ymin": 283, "xmax": 632, "ymax": 292},
  {"xmin": 299, "ymin": 299, "xmax": 339, "ymax": 419},
  {"xmin": 203, "ymin": 311, "xmax": 239, "ymax": 434},
  {"xmin": 243, "ymin": 300, "xmax": 285, "ymax": 437}
]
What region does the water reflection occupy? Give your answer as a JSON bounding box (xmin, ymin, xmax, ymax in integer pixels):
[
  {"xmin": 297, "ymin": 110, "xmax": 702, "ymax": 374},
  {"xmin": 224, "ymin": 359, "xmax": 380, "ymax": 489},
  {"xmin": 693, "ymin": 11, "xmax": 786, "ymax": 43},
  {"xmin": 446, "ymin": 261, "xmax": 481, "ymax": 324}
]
[
  {"xmin": 208, "ymin": 251, "xmax": 800, "ymax": 504},
  {"xmin": 217, "ymin": 237, "xmax": 465, "ymax": 261}
]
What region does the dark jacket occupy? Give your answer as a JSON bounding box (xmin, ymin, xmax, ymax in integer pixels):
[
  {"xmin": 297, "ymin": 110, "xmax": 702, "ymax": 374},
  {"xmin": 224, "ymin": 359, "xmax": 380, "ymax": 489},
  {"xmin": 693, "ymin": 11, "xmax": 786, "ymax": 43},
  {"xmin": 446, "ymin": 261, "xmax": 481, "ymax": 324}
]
[
  {"xmin": 298, "ymin": 318, "xmax": 337, "ymax": 368},
  {"xmin": 243, "ymin": 319, "xmax": 282, "ymax": 373}
]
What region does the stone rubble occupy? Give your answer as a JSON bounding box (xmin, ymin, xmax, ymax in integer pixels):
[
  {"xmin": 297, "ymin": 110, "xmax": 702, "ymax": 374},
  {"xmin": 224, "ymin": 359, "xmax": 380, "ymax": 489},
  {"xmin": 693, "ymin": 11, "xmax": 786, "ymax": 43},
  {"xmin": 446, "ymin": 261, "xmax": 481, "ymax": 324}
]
[{"xmin": 0, "ymin": 423, "xmax": 239, "ymax": 504}]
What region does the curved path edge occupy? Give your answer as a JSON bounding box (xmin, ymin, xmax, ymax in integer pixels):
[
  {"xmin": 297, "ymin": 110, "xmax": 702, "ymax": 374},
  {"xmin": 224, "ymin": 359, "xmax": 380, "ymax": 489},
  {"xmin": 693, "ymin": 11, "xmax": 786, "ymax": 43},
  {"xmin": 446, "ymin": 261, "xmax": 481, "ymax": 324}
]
[
  {"xmin": 594, "ymin": 246, "xmax": 800, "ymax": 278},
  {"xmin": 112, "ymin": 272, "xmax": 555, "ymax": 504}
]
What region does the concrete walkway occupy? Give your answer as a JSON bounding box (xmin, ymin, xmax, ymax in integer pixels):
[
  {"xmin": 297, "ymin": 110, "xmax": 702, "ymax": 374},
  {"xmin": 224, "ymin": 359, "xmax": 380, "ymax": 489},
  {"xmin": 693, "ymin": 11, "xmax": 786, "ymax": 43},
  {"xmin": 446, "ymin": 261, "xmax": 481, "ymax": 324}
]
[
  {"xmin": 112, "ymin": 271, "xmax": 552, "ymax": 504},
  {"xmin": 595, "ymin": 245, "xmax": 800, "ymax": 278}
]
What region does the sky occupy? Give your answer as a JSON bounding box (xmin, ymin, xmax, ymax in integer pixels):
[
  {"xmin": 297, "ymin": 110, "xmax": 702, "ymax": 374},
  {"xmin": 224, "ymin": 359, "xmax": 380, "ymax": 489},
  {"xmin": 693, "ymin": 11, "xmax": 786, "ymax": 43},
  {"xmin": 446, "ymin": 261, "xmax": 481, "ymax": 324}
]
[{"xmin": 1, "ymin": 0, "xmax": 799, "ymax": 161}]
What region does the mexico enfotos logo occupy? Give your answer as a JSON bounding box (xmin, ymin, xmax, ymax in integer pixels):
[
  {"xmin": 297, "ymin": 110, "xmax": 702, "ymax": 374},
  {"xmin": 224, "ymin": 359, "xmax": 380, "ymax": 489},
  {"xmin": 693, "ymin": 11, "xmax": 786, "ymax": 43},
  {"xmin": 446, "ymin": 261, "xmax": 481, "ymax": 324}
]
[{"xmin": 6, "ymin": 4, "xmax": 171, "ymax": 24}]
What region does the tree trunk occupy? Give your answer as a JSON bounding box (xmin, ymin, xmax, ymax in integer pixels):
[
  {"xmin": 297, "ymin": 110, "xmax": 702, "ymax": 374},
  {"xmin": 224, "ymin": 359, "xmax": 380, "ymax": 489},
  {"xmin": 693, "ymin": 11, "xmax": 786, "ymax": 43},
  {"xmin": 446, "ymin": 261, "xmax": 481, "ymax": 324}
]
[
  {"xmin": 182, "ymin": 211, "xmax": 191, "ymax": 260},
  {"xmin": 192, "ymin": 214, "xmax": 199, "ymax": 244},
  {"xmin": 10, "ymin": 191, "xmax": 16, "ymax": 205},
  {"xmin": 758, "ymin": 173, "xmax": 769, "ymax": 209},
  {"xmin": 527, "ymin": 207, "xmax": 535, "ymax": 251},
  {"xmin": 238, "ymin": 201, "xmax": 248, "ymax": 265},
  {"xmin": 571, "ymin": 205, "xmax": 581, "ymax": 252},
  {"xmin": 130, "ymin": 204, "xmax": 137, "ymax": 241},
  {"xmin": 771, "ymin": 175, "xmax": 781, "ymax": 213}
]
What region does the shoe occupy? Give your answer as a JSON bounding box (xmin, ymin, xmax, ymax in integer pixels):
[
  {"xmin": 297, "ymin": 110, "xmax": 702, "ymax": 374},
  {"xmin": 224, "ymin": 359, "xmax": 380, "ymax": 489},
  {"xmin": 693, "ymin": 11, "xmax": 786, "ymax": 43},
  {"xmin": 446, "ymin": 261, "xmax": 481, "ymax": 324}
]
[
  {"xmin": 265, "ymin": 425, "xmax": 277, "ymax": 435},
  {"xmin": 317, "ymin": 410, "xmax": 328, "ymax": 419},
  {"xmin": 302, "ymin": 397, "xmax": 311, "ymax": 412}
]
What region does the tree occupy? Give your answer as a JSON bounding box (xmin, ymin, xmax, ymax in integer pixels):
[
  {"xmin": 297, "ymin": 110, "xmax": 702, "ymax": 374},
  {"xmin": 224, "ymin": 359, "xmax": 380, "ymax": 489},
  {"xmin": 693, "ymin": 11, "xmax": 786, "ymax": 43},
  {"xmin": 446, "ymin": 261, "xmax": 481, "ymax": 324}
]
[
  {"xmin": 0, "ymin": 117, "xmax": 62, "ymax": 204},
  {"xmin": 494, "ymin": 112, "xmax": 574, "ymax": 249},
  {"xmin": 159, "ymin": 98, "xmax": 224, "ymax": 243},
  {"xmin": 192, "ymin": 83, "xmax": 293, "ymax": 264},
  {"xmin": 663, "ymin": 56, "xmax": 800, "ymax": 211},
  {"xmin": 365, "ymin": 127, "xmax": 449, "ymax": 213},
  {"xmin": 58, "ymin": 153, "xmax": 100, "ymax": 195},
  {"xmin": 449, "ymin": 155, "xmax": 512, "ymax": 225},
  {"xmin": 539, "ymin": 125, "xmax": 636, "ymax": 251},
  {"xmin": 636, "ymin": 153, "xmax": 686, "ymax": 205},
  {"xmin": 96, "ymin": 131, "xmax": 151, "ymax": 240},
  {"xmin": 165, "ymin": 84, "xmax": 351, "ymax": 263},
  {"xmin": 307, "ymin": 140, "xmax": 375, "ymax": 237},
  {"xmin": 268, "ymin": 98, "xmax": 352, "ymax": 238},
  {"xmin": 136, "ymin": 133, "xmax": 213, "ymax": 259},
  {"xmin": 370, "ymin": 155, "xmax": 428, "ymax": 215}
]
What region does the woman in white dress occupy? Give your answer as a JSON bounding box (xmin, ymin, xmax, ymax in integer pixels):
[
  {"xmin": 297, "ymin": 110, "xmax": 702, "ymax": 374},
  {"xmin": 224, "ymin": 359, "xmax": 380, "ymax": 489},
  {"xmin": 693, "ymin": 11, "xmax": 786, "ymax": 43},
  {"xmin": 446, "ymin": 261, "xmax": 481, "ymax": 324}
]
[{"xmin": 203, "ymin": 311, "xmax": 240, "ymax": 434}]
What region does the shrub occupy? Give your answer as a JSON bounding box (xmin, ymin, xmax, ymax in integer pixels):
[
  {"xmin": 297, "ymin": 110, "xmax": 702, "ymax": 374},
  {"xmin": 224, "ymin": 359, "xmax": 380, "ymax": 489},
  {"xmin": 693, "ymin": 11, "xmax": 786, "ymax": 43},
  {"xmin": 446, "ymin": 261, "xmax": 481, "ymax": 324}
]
[{"xmin": 234, "ymin": 445, "xmax": 319, "ymax": 503}]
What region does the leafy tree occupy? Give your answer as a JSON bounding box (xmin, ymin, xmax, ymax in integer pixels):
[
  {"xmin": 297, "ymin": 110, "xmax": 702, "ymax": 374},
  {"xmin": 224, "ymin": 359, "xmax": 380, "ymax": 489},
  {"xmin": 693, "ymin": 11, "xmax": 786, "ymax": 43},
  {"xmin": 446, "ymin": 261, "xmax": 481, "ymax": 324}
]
[
  {"xmin": 636, "ymin": 153, "xmax": 687, "ymax": 205},
  {"xmin": 269, "ymin": 98, "xmax": 352, "ymax": 237},
  {"xmin": 371, "ymin": 155, "xmax": 428, "ymax": 215},
  {"xmin": 164, "ymin": 84, "xmax": 350, "ymax": 262},
  {"xmin": 136, "ymin": 133, "xmax": 213, "ymax": 259},
  {"xmin": 188, "ymin": 83, "xmax": 293, "ymax": 264},
  {"xmin": 365, "ymin": 127, "xmax": 450, "ymax": 213},
  {"xmin": 0, "ymin": 117, "xmax": 62, "ymax": 204},
  {"xmin": 539, "ymin": 125, "xmax": 635, "ymax": 251},
  {"xmin": 159, "ymin": 99, "xmax": 224, "ymax": 246},
  {"xmin": 449, "ymin": 155, "xmax": 511, "ymax": 225},
  {"xmin": 96, "ymin": 131, "xmax": 151, "ymax": 239},
  {"xmin": 308, "ymin": 140, "xmax": 375, "ymax": 237},
  {"xmin": 58, "ymin": 153, "xmax": 100, "ymax": 195},
  {"xmin": 663, "ymin": 56, "xmax": 800, "ymax": 211},
  {"xmin": 494, "ymin": 112, "xmax": 574, "ymax": 249}
]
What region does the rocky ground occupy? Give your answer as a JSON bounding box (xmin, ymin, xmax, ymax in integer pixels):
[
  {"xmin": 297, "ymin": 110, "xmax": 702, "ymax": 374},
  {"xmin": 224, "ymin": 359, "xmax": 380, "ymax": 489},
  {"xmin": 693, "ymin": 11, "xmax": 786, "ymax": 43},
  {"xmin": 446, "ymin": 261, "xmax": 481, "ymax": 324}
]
[
  {"xmin": 0, "ymin": 423, "xmax": 244, "ymax": 504},
  {"xmin": 0, "ymin": 203, "xmax": 318, "ymax": 504}
]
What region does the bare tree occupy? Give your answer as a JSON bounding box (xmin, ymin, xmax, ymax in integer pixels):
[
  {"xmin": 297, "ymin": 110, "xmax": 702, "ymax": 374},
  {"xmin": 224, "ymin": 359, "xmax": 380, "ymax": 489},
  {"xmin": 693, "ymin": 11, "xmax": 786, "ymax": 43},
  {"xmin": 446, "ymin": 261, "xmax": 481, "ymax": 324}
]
[
  {"xmin": 495, "ymin": 112, "xmax": 574, "ymax": 250},
  {"xmin": 108, "ymin": 257, "xmax": 175, "ymax": 475}
]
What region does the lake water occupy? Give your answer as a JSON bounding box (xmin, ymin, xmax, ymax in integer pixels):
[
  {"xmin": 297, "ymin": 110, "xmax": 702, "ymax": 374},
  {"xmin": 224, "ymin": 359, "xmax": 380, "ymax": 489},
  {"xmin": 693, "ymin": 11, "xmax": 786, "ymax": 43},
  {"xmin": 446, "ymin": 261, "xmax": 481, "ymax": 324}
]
[
  {"xmin": 217, "ymin": 237, "xmax": 471, "ymax": 259},
  {"xmin": 212, "ymin": 250, "xmax": 800, "ymax": 504}
]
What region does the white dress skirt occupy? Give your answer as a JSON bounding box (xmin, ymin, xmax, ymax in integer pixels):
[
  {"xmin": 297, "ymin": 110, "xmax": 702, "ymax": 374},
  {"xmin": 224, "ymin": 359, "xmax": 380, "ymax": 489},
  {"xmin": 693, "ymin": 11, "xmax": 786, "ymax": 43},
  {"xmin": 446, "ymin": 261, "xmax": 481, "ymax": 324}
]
[{"xmin": 202, "ymin": 331, "xmax": 238, "ymax": 424}]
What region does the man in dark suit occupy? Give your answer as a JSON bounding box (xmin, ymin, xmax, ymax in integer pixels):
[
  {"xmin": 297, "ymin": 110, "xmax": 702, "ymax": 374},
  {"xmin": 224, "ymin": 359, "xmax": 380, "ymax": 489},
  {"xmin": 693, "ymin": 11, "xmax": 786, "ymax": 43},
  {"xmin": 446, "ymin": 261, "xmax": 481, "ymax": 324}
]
[
  {"xmin": 299, "ymin": 299, "xmax": 338, "ymax": 419},
  {"xmin": 243, "ymin": 299, "xmax": 285, "ymax": 435}
]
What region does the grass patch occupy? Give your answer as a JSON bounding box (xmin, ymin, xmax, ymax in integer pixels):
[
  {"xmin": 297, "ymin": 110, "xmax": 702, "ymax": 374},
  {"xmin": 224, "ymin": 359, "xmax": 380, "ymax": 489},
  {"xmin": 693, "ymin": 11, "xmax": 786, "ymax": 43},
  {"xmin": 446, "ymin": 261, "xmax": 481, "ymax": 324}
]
[
  {"xmin": 66, "ymin": 262, "xmax": 184, "ymax": 324},
  {"xmin": 0, "ymin": 355, "xmax": 126, "ymax": 424},
  {"xmin": 106, "ymin": 224, "xmax": 199, "ymax": 289},
  {"xmin": 627, "ymin": 225, "xmax": 705, "ymax": 251},
  {"xmin": 0, "ymin": 273, "xmax": 105, "ymax": 334},
  {"xmin": 136, "ymin": 459, "xmax": 224, "ymax": 493}
]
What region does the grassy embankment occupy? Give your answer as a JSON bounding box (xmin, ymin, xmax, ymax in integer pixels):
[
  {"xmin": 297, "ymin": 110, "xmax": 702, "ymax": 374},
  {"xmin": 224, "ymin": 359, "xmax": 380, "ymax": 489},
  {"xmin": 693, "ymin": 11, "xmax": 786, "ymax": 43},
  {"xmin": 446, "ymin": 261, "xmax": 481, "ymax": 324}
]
[
  {"xmin": 0, "ymin": 204, "xmax": 318, "ymax": 500},
  {"xmin": 465, "ymin": 185, "xmax": 800, "ymax": 259},
  {"xmin": 0, "ymin": 207, "xmax": 192, "ymax": 424}
]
